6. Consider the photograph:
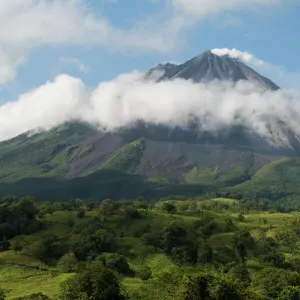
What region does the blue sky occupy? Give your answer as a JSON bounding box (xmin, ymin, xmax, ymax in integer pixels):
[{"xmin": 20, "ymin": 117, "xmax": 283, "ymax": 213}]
[
  {"xmin": 1, "ymin": 0, "xmax": 300, "ymax": 102},
  {"xmin": 1, "ymin": 0, "xmax": 300, "ymax": 142}
]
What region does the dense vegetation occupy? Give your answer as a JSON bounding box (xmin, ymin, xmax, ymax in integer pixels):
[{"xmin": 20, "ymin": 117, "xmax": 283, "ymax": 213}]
[
  {"xmin": 1, "ymin": 196, "xmax": 300, "ymax": 299},
  {"xmin": 2, "ymin": 122, "xmax": 300, "ymax": 203}
]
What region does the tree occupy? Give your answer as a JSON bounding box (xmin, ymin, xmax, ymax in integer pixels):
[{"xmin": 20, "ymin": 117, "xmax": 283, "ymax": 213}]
[
  {"xmin": 85, "ymin": 200, "xmax": 98, "ymax": 211},
  {"xmin": 197, "ymin": 221, "xmax": 216, "ymax": 243},
  {"xmin": 236, "ymin": 213, "xmax": 245, "ymax": 222},
  {"xmin": 188, "ymin": 201, "xmax": 198, "ymax": 213},
  {"xmin": 162, "ymin": 222, "xmax": 187, "ymax": 253},
  {"xmin": 77, "ymin": 209, "xmax": 85, "ymax": 219},
  {"xmin": 263, "ymin": 251, "xmax": 285, "ymax": 267},
  {"xmin": 67, "ymin": 218, "xmax": 74, "ymax": 228},
  {"xmin": 98, "ymin": 199, "xmax": 117, "ymax": 217},
  {"xmin": 236, "ymin": 242, "xmax": 247, "ymax": 264},
  {"xmin": 31, "ymin": 235, "xmax": 66, "ymax": 261},
  {"xmin": 0, "ymin": 236, "xmax": 10, "ymax": 252},
  {"xmin": 11, "ymin": 240, "xmax": 23, "ymax": 254},
  {"xmin": 123, "ymin": 206, "xmax": 140, "ymax": 219},
  {"xmin": 13, "ymin": 293, "xmax": 49, "ymax": 299},
  {"xmin": 57, "ymin": 252, "xmax": 78, "ymax": 272},
  {"xmin": 0, "ymin": 223, "xmax": 17, "ymax": 239},
  {"xmin": 133, "ymin": 199, "xmax": 148, "ymax": 210},
  {"xmin": 276, "ymin": 231, "xmax": 298, "ymax": 253},
  {"xmin": 199, "ymin": 203, "xmax": 206, "ymax": 220},
  {"xmin": 232, "ymin": 230, "xmax": 255, "ymax": 264},
  {"xmin": 253, "ymin": 268, "xmax": 300, "ymax": 299},
  {"xmin": 162, "ymin": 203, "xmax": 177, "ymax": 215},
  {"xmin": 178, "ymin": 202, "xmax": 189, "ymax": 212},
  {"xmin": 276, "ymin": 286, "xmax": 300, "ymax": 300},
  {"xmin": 228, "ymin": 264, "xmax": 251, "ymax": 287},
  {"xmin": 105, "ymin": 254, "xmax": 131, "ymax": 275},
  {"xmin": 0, "ymin": 288, "xmax": 5, "ymax": 300},
  {"xmin": 138, "ymin": 266, "xmax": 152, "ymax": 281},
  {"xmin": 225, "ymin": 219, "xmax": 235, "ymax": 232},
  {"xmin": 209, "ymin": 276, "xmax": 243, "ymax": 300},
  {"xmin": 199, "ymin": 245, "xmax": 213, "ymax": 265},
  {"xmin": 59, "ymin": 265, "xmax": 125, "ymax": 300},
  {"xmin": 73, "ymin": 229, "xmax": 114, "ymax": 261},
  {"xmin": 181, "ymin": 273, "xmax": 213, "ymax": 300},
  {"xmin": 141, "ymin": 231, "xmax": 162, "ymax": 249}
]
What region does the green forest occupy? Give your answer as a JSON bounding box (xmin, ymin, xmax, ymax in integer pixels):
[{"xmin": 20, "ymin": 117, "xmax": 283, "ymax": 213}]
[{"xmin": 1, "ymin": 196, "xmax": 300, "ymax": 299}]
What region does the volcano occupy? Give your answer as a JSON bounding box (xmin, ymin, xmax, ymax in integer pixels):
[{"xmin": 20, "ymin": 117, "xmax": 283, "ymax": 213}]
[
  {"xmin": 150, "ymin": 50, "xmax": 279, "ymax": 90},
  {"xmin": 0, "ymin": 50, "xmax": 298, "ymax": 201}
]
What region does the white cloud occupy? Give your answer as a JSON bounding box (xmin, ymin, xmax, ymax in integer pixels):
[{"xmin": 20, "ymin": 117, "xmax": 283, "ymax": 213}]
[
  {"xmin": 0, "ymin": 0, "xmax": 295, "ymax": 85},
  {"xmin": 0, "ymin": 71, "xmax": 300, "ymax": 146},
  {"xmin": 0, "ymin": 0, "xmax": 180, "ymax": 84},
  {"xmin": 60, "ymin": 57, "xmax": 89, "ymax": 73},
  {"xmin": 0, "ymin": 74, "xmax": 88, "ymax": 139},
  {"xmin": 211, "ymin": 48, "xmax": 264, "ymax": 66},
  {"xmin": 172, "ymin": 0, "xmax": 289, "ymax": 19},
  {"xmin": 211, "ymin": 48, "xmax": 300, "ymax": 89}
]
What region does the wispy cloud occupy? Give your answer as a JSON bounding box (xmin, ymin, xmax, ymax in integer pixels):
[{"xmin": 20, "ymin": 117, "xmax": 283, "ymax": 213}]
[
  {"xmin": 211, "ymin": 48, "xmax": 264, "ymax": 66},
  {"xmin": 171, "ymin": 0, "xmax": 293, "ymax": 19},
  {"xmin": 0, "ymin": 0, "xmax": 179, "ymax": 84},
  {"xmin": 0, "ymin": 0, "xmax": 295, "ymax": 85},
  {"xmin": 59, "ymin": 57, "xmax": 89, "ymax": 74}
]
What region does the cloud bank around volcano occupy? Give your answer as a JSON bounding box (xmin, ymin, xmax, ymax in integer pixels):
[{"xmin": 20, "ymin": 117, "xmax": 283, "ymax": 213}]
[{"xmin": 0, "ymin": 70, "xmax": 299, "ymax": 144}]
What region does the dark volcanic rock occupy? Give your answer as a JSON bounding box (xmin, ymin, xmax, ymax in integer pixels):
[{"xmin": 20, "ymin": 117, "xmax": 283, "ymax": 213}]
[{"xmin": 158, "ymin": 50, "xmax": 279, "ymax": 91}]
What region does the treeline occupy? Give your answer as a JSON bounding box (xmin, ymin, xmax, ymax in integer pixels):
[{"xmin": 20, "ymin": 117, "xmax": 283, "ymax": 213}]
[{"xmin": 0, "ymin": 196, "xmax": 42, "ymax": 251}]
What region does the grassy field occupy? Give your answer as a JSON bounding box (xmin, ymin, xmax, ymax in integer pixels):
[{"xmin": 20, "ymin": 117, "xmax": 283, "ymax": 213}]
[
  {"xmin": 1, "ymin": 198, "xmax": 300, "ymax": 299},
  {"xmin": 99, "ymin": 140, "xmax": 145, "ymax": 174}
]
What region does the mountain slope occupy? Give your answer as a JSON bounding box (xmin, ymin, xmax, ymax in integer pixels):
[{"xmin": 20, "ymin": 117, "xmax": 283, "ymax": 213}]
[
  {"xmin": 231, "ymin": 158, "xmax": 300, "ymax": 200},
  {"xmin": 157, "ymin": 50, "xmax": 279, "ymax": 90},
  {"xmin": 0, "ymin": 123, "xmax": 97, "ymax": 182},
  {"xmin": 0, "ymin": 50, "xmax": 298, "ymax": 201}
]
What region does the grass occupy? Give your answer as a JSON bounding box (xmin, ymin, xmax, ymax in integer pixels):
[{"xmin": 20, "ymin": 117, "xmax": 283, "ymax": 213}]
[
  {"xmin": 100, "ymin": 140, "xmax": 145, "ymax": 174},
  {"xmin": 184, "ymin": 167, "xmax": 219, "ymax": 185},
  {"xmin": 0, "ymin": 122, "xmax": 97, "ymax": 183},
  {"xmin": 148, "ymin": 177, "xmax": 169, "ymax": 185},
  {"xmin": 232, "ymin": 158, "xmax": 300, "ymax": 200},
  {"xmin": 184, "ymin": 166, "xmax": 249, "ymax": 187},
  {"xmin": 0, "ymin": 130, "xmax": 69, "ymax": 182},
  {"xmin": 0, "ymin": 265, "xmax": 72, "ymax": 299},
  {"xmin": 211, "ymin": 198, "xmax": 236, "ymax": 205},
  {"xmin": 2, "ymin": 198, "xmax": 300, "ymax": 298}
]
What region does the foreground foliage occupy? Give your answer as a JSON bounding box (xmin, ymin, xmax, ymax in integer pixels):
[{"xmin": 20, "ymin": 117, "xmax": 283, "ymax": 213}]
[{"xmin": 1, "ymin": 197, "xmax": 300, "ymax": 299}]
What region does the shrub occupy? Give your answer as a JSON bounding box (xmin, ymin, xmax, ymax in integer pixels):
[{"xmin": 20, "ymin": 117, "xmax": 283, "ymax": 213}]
[
  {"xmin": 13, "ymin": 293, "xmax": 49, "ymax": 300},
  {"xmin": 105, "ymin": 254, "xmax": 131, "ymax": 275},
  {"xmin": 57, "ymin": 252, "xmax": 78, "ymax": 272},
  {"xmin": 162, "ymin": 202, "xmax": 177, "ymax": 214},
  {"xmin": 134, "ymin": 223, "xmax": 151, "ymax": 237},
  {"xmin": 77, "ymin": 209, "xmax": 85, "ymax": 219},
  {"xmin": 59, "ymin": 265, "xmax": 125, "ymax": 300},
  {"xmin": 137, "ymin": 266, "xmax": 152, "ymax": 280},
  {"xmin": 276, "ymin": 286, "xmax": 300, "ymax": 300},
  {"xmin": 0, "ymin": 288, "xmax": 5, "ymax": 300},
  {"xmin": 11, "ymin": 240, "xmax": 23, "ymax": 254}
]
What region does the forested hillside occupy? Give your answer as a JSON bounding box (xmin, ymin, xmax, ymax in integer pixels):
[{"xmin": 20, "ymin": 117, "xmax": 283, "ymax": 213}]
[{"xmin": 1, "ymin": 196, "xmax": 300, "ymax": 299}]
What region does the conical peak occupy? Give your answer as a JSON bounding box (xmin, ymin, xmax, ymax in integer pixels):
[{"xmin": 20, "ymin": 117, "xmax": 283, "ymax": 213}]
[
  {"xmin": 190, "ymin": 49, "xmax": 239, "ymax": 64},
  {"xmin": 156, "ymin": 49, "xmax": 279, "ymax": 90}
]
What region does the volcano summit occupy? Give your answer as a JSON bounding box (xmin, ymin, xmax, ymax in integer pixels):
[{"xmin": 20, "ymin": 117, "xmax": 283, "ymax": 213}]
[{"xmin": 149, "ymin": 50, "xmax": 279, "ymax": 91}]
